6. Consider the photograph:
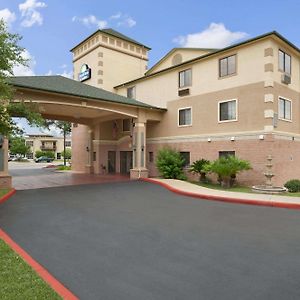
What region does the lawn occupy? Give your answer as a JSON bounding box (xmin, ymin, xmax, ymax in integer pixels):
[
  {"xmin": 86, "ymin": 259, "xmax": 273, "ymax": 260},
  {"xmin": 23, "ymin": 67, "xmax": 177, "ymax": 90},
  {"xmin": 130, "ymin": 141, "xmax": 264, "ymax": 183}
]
[
  {"xmin": 192, "ymin": 181, "xmax": 300, "ymax": 197},
  {"xmin": 0, "ymin": 189, "xmax": 10, "ymax": 198},
  {"xmin": 0, "ymin": 239, "xmax": 61, "ymax": 300}
]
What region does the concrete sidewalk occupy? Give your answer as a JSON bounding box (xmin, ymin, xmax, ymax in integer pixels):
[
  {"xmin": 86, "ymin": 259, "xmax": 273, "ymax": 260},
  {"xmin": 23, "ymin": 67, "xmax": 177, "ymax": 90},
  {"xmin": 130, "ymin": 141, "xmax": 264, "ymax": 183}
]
[{"xmin": 142, "ymin": 178, "xmax": 300, "ymax": 209}]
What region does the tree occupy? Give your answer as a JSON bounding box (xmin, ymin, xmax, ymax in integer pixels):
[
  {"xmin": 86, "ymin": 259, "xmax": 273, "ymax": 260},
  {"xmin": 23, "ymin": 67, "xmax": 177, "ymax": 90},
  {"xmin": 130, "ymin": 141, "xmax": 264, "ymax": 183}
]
[
  {"xmin": 53, "ymin": 121, "xmax": 71, "ymax": 166},
  {"xmin": 9, "ymin": 136, "xmax": 30, "ymax": 158},
  {"xmin": 0, "ymin": 19, "xmax": 44, "ymax": 137},
  {"xmin": 62, "ymin": 149, "xmax": 71, "ymax": 160},
  {"xmin": 189, "ymin": 159, "xmax": 210, "ymax": 182},
  {"xmin": 35, "ymin": 150, "xmax": 55, "ymax": 159},
  {"xmin": 156, "ymin": 148, "xmax": 186, "ymax": 180}
]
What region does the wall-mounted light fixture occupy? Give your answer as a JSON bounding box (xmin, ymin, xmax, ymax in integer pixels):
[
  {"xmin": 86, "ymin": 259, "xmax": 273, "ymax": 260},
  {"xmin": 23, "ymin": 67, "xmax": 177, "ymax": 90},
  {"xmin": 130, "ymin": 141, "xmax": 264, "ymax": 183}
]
[
  {"xmin": 207, "ymin": 138, "xmax": 212, "ymax": 142},
  {"xmin": 259, "ymin": 134, "xmax": 264, "ymax": 140},
  {"xmin": 230, "ymin": 136, "xmax": 235, "ymax": 141},
  {"xmin": 86, "ymin": 146, "xmax": 90, "ymax": 152}
]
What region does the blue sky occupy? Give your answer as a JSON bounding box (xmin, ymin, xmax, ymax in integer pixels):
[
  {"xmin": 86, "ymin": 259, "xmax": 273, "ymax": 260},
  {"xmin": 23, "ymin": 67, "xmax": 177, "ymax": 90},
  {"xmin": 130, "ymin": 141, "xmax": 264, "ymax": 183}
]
[{"xmin": 1, "ymin": 0, "xmax": 300, "ymax": 134}]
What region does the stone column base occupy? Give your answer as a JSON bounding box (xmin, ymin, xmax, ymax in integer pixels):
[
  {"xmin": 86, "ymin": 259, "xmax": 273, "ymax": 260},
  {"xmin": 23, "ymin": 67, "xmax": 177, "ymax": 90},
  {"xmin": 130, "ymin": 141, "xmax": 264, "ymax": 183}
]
[
  {"xmin": 0, "ymin": 175, "xmax": 12, "ymax": 189},
  {"xmin": 85, "ymin": 165, "xmax": 94, "ymax": 174},
  {"xmin": 130, "ymin": 168, "xmax": 149, "ymax": 180}
]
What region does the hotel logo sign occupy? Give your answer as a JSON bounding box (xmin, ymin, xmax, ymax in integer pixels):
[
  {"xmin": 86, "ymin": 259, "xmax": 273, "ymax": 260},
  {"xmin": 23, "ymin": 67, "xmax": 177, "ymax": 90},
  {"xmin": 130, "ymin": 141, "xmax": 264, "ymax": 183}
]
[{"xmin": 78, "ymin": 64, "xmax": 91, "ymax": 82}]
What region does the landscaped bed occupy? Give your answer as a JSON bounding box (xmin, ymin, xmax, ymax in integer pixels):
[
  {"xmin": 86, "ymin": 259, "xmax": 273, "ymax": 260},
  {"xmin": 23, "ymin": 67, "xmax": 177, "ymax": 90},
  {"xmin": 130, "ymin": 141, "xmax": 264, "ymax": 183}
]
[
  {"xmin": 0, "ymin": 239, "xmax": 61, "ymax": 300},
  {"xmin": 192, "ymin": 181, "xmax": 300, "ymax": 197},
  {"xmin": 0, "ymin": 189, "xmax": 10, "ymax": 199}
]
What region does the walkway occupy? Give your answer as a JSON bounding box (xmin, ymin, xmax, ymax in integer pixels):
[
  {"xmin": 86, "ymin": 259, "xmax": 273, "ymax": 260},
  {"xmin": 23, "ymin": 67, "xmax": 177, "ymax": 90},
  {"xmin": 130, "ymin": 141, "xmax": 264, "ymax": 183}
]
[
  {"xmin": 142, "ymin": 178, "xmax": 300, "ymax": 209},
  {"xmin": 9, "ymin": 162, "xmax": 129, "ymax": 190}
]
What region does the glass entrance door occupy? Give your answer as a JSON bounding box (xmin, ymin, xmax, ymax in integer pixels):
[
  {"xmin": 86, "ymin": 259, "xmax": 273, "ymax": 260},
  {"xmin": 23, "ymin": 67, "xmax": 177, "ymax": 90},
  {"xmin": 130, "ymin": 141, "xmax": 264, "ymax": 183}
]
[{"xmin": 120, "ymin": 151, "xmax": 133, "ymax": 174}]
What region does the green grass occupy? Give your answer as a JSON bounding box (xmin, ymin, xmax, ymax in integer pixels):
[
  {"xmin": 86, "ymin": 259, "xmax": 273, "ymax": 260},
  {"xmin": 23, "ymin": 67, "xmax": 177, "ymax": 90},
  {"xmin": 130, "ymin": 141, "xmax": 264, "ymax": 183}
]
[
  {"xmin": 191, "ymin": 181, "xmax": 300, "ymax": 197},
  {"xmin": 0, "ymin": 239, "xmax": 62, "ymax": 300},
  {"xmin": 56, "ymin": 165, "xmax": 71, "ymax": 171},
  {"xmin": 0, "ymin": 189, "xmax": 10, "ymax": 198}
]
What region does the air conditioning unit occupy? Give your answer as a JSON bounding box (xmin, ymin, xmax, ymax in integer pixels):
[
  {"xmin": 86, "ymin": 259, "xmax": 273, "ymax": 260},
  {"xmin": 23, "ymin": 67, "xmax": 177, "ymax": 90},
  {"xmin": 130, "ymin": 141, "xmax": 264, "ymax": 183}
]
[
  {"xmin": 178, "ymin": 88, "xmax": 190, "ymax": 97},
  {"xmin": 281, "ymin": 74, "xmax": 291, "ymax": 85}
]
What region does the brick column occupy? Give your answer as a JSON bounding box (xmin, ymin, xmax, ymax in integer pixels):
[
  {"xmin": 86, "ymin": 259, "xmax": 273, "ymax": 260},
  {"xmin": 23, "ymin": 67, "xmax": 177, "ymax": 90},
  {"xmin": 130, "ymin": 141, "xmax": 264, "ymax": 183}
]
[
  {"xmin": 85, "ymin": 128, "xmax": 94, "ymax": 174},
  {"xmin": 130, "ymin": 121, "xmax": 148, "ymax": 179},
  {"xmin": 0, "ymin": 137, "xmax": 12, "ymax": 188}
]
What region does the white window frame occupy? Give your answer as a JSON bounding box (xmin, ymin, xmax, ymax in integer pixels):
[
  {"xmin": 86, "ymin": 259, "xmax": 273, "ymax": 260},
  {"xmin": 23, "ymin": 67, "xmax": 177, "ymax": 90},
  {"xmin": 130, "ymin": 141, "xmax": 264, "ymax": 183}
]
[
  {"xmin": 219, "ymin": 54, "xmax": 237, "ymax": 78},
  {"xmin": 178, "ymin": 107, "xmax": 192, "ymax": 127},
  {"xmin": 278, "ymin": 49, "xmax": 291, "ymax": 75},
  {"xmin": 218, "ymin": 99, "xmax": 238, "ymax": 123},
  {"xmin": 178, "ymin": 68, "xmax": 192, "ymax": 88},
  {"xmin": 278, "ymin": 96, "xmax": 292, "ymax": 122}
]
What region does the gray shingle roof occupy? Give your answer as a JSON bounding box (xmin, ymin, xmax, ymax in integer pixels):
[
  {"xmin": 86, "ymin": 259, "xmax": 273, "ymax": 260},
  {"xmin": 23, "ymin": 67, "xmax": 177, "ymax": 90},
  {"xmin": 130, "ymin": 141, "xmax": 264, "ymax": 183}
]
[
  {"xmin": 9, "ymin": 76, "xmax": 161, "ymax": 110},
  {"xmin": 70, "ymin": 28, "xmax": 151, "ymax": 51}
]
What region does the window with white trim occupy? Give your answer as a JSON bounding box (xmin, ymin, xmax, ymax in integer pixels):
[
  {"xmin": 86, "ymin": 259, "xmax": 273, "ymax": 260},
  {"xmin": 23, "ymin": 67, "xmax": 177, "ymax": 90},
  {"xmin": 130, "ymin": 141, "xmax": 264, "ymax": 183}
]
[
  {"xmin": 178, "ymin": 108, "xmax": 192, "ymax": 126},
  {"xmin": 179, "ymin": 69, "xmax": 192, "ymax": 88},
  {"xmin": 219, "ymin": 100, "xmax": 237, "ymax": 122},
  {"xmin": 279, "ymin": 97, "xmax": 291, "ymax": 120},
  {"xmin": 279, "ymin": 50, "xmax": 291, "ymax": 75},
  {"xmin": 122, "ymin": 119, "xmax": 131, "ymax": 132},
  {"xmin": 219, "ymin": 55, "xmax": 236, "ymax": 77},
  {"xmin": 127, "ymin": 86, "xmax": 136, "ymax": 99}
]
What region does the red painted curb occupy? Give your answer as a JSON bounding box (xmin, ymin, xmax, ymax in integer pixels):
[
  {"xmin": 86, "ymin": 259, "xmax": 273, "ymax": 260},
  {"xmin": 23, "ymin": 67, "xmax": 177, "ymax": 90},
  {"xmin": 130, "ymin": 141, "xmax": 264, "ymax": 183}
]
[
  {"xmin": 0, "ymin": 229, "xmax": 79, "ymax": 300},
  {"xmin": 141, "ymin": 178, "xmax": 300, "ymax": 210},
  {"xmin": 0, "ymin": 189, "xmax": 16, "ymax": 204}
]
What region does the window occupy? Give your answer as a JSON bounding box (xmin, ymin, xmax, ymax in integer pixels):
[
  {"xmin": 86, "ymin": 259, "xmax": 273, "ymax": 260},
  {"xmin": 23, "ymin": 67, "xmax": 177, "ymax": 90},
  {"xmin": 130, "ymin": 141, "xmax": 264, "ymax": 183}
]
[
  {"xmin": 93, "ymin": 152, "xmax": 96, "ymax": 162},
  {"xmin": 178, "ymin": 108, "xmax": 192, "ymax": 126},
  {"xmin": 219, "ymin": 100, "xmax": 237, "ymax": 122},
  {"xmin": 149, "ymin": 152, "xmax": 154, "ymax": 163},
  {"xmin": 279, "ymin": 97, "xmax": 291, "ymax": 121},
  {"xmin": 57, "ymin": 153, "xmax": 61, "ymax": 160},
  {"xmin": 219, "ymin": 55, "xmax": 236, "ymax": 77},
  {"xmin": 180, "ymin": 152, "xmax": 190, "ymax": 167},
  {"xmin": 219, "ymin": 151, "xmax": 235, "ymax": 158},
  {"xmin": 179, "ymin": 69, "xmax": 192, "ymax": 88},
  {"xmin": 65, "ymin": 141, "xmax": 71, "ymax": 147},
  {"xmin": 279, "ymin": 50, "xmax": 291, "ymax": 75},
  {"xmin": 122, "ymin": 119, "xmax": 131, "ymax": 132},
  {"xmin": 127, "ymin": 86, "xmax": 136, "ymax": 99}
]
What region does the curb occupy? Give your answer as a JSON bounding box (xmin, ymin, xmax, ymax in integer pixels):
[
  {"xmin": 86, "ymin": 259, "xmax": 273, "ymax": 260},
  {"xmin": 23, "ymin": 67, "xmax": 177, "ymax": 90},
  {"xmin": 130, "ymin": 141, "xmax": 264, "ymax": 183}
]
[
  {"xmin": 0, "ymin": 229, "xmax": 79, "ymax": 300},
  {"xmin": 140, "ymin": 178, "xmax": 300, "ymax": 210},
  {"xmin": 0, "ymin": 189, "xmax": 16, "ymax": 204}
]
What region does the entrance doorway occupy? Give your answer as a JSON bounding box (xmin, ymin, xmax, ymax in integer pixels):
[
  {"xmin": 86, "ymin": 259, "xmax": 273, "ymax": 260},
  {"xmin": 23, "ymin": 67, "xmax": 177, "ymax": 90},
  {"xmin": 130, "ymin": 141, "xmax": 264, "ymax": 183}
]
[
  {"xmin": 120, "ymin": 151, "xmax": 133, "ymax": 174},
  {"xmin": 108, "ymin": 151, "xmax": 116, "ymax": 174}
]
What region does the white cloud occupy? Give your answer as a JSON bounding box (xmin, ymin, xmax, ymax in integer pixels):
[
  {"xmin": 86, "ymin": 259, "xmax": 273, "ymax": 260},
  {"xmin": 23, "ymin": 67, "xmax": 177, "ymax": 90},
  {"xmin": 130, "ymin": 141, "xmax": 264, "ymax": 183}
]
[
  {"xmin": 45, "ymin": 68, "xmax": 73, "ymax": 79},
  {"xmin": 19, "ymin": 0, "xmax": 47, "ymax": 28},
  {"xmin": 72, "ymin": 15, "xmax": 107, "ymax": 29},
  {"xmin": 13, "ymin": 49, "xmax": 36, "ymax": 76},
  {"xmin": 173, "ymin": 23, "xmax": 249, "ymax": 48},
  {"xmin": 110, "ymin": 12, "xmax": 121, "ymax": 19},
  {"xmin": 118, "ymin": 17, "xmax": 136, "ymax": 28},
  {"xmin": 0, "ymin": 8, "xmax": 16, "ymax": 27}
]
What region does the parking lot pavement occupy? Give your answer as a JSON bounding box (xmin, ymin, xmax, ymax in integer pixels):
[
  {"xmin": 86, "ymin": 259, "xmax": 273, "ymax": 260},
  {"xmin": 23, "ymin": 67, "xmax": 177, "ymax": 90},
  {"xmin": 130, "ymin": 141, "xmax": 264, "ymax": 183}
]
[{"xmin": 1, "ymin": 181, "xmax": 300, "ymax": 300}]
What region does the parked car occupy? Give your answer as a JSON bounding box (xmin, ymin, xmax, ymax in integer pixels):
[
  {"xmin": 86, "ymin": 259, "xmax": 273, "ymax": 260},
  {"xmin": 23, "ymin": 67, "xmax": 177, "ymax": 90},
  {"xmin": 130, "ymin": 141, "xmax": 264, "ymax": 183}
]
[{"xmin": 35, "ymin": 156, "xmax": 54, "ymax": 163}]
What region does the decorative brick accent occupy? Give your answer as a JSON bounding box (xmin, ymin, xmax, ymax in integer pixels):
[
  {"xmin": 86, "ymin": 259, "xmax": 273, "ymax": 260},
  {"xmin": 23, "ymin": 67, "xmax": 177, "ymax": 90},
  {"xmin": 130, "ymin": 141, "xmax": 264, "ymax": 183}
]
[
  {"xmin": 264, "ymin": 63, "xmax": 274, "ymax": 72},
  {"xmin": 264, "ymin": 94, "xmax": 274, "ymax": 102},
  {"xmin": 264, "ymin": 48, "xmax": 274, "ymax": 57},
  {"xmin": 264, "ymin": 109, "xmax": 274, "ymax": 118}
]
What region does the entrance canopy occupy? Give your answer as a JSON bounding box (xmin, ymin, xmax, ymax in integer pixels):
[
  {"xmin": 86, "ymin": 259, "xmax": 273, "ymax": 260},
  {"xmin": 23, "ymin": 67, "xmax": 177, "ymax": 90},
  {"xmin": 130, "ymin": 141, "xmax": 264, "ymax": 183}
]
[{"xmin": 9, "ymin": 76, "xmax": 164, "ymax": 124}]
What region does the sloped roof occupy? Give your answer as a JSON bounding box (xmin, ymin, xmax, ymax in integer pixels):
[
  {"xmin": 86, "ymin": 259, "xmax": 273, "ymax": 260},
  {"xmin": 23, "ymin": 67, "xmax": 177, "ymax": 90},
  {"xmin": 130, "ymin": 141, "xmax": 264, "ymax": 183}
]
[
  {"xmin": 146, "ymin": 47, "xmax": 218, "ymax": 75},
  {"xmin": 9, "ymin": 76, "xmax": 161, "ymax": 110},
  {"xmin": 115, "ymin": 31, "xmax": 300, "ymax": 88},
  {"xmin": 70, "ymin": 28, "xmax": 151, "ymax": 51}
]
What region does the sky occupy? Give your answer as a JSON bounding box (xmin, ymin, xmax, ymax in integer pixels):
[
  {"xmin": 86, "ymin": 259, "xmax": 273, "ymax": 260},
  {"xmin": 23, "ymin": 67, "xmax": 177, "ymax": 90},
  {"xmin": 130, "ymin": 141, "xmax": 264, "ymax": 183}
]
[{"xmin": 1, "ymin": 0, "xmax": 300, "ymax": 134}]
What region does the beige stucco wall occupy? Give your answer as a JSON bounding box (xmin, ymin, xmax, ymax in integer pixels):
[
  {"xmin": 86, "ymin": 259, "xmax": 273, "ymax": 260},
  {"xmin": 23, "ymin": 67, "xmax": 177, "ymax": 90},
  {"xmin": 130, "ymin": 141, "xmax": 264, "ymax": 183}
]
[
  {"xmin": 116, "ymin": 39, "xmax": 274, "ymax": 108},
  {"xmin": 148, "ymin": 49, "xmax": 215, "ymax": 74},
  {"xmin": 73, "ymin": 37, "xmax": 148, "ymax": 92}
]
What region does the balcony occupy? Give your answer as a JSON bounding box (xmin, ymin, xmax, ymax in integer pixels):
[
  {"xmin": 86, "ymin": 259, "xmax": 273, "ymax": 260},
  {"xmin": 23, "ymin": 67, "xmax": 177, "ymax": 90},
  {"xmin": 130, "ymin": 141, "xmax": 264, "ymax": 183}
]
[{"xmin": 40, "ymin": 145, "xmax": 56, "ymax": 151}]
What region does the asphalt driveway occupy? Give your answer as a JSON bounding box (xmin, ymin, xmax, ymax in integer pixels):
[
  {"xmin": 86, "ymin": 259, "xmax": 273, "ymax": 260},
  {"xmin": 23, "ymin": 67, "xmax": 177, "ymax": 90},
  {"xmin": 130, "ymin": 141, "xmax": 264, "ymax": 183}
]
[{"xmin": 1, "ymin": 181, "xmax": 300, "ymax": 299}]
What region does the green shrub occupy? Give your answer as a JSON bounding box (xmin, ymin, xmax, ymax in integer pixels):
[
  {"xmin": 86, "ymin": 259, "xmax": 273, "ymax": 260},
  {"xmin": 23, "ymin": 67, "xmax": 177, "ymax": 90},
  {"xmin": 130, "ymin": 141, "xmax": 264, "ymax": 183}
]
[
  {"xmin": 35, "ymin": 150, "xmax": 55, "ymax": 159},
  {"xmin": 205, "ymin": 156, "xmax": 251, "ymax": 188},
  {"xmin": 62, "ymin": 149, "xmax": 71, "ymax": 159},
  {"xmin": 56, "ymin": 165, "xmax": 71, "ymax": 171},
  {"xmin": 189, "ymin": 159, "xmax": 210, "ymax": 182},
  {"xmin": 284, "ymin": 179, "xmax": 300, "ymax": 193},
  {"xmin": 156, "ymin": 148, "xmax": 187, "ymax": 180}
]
